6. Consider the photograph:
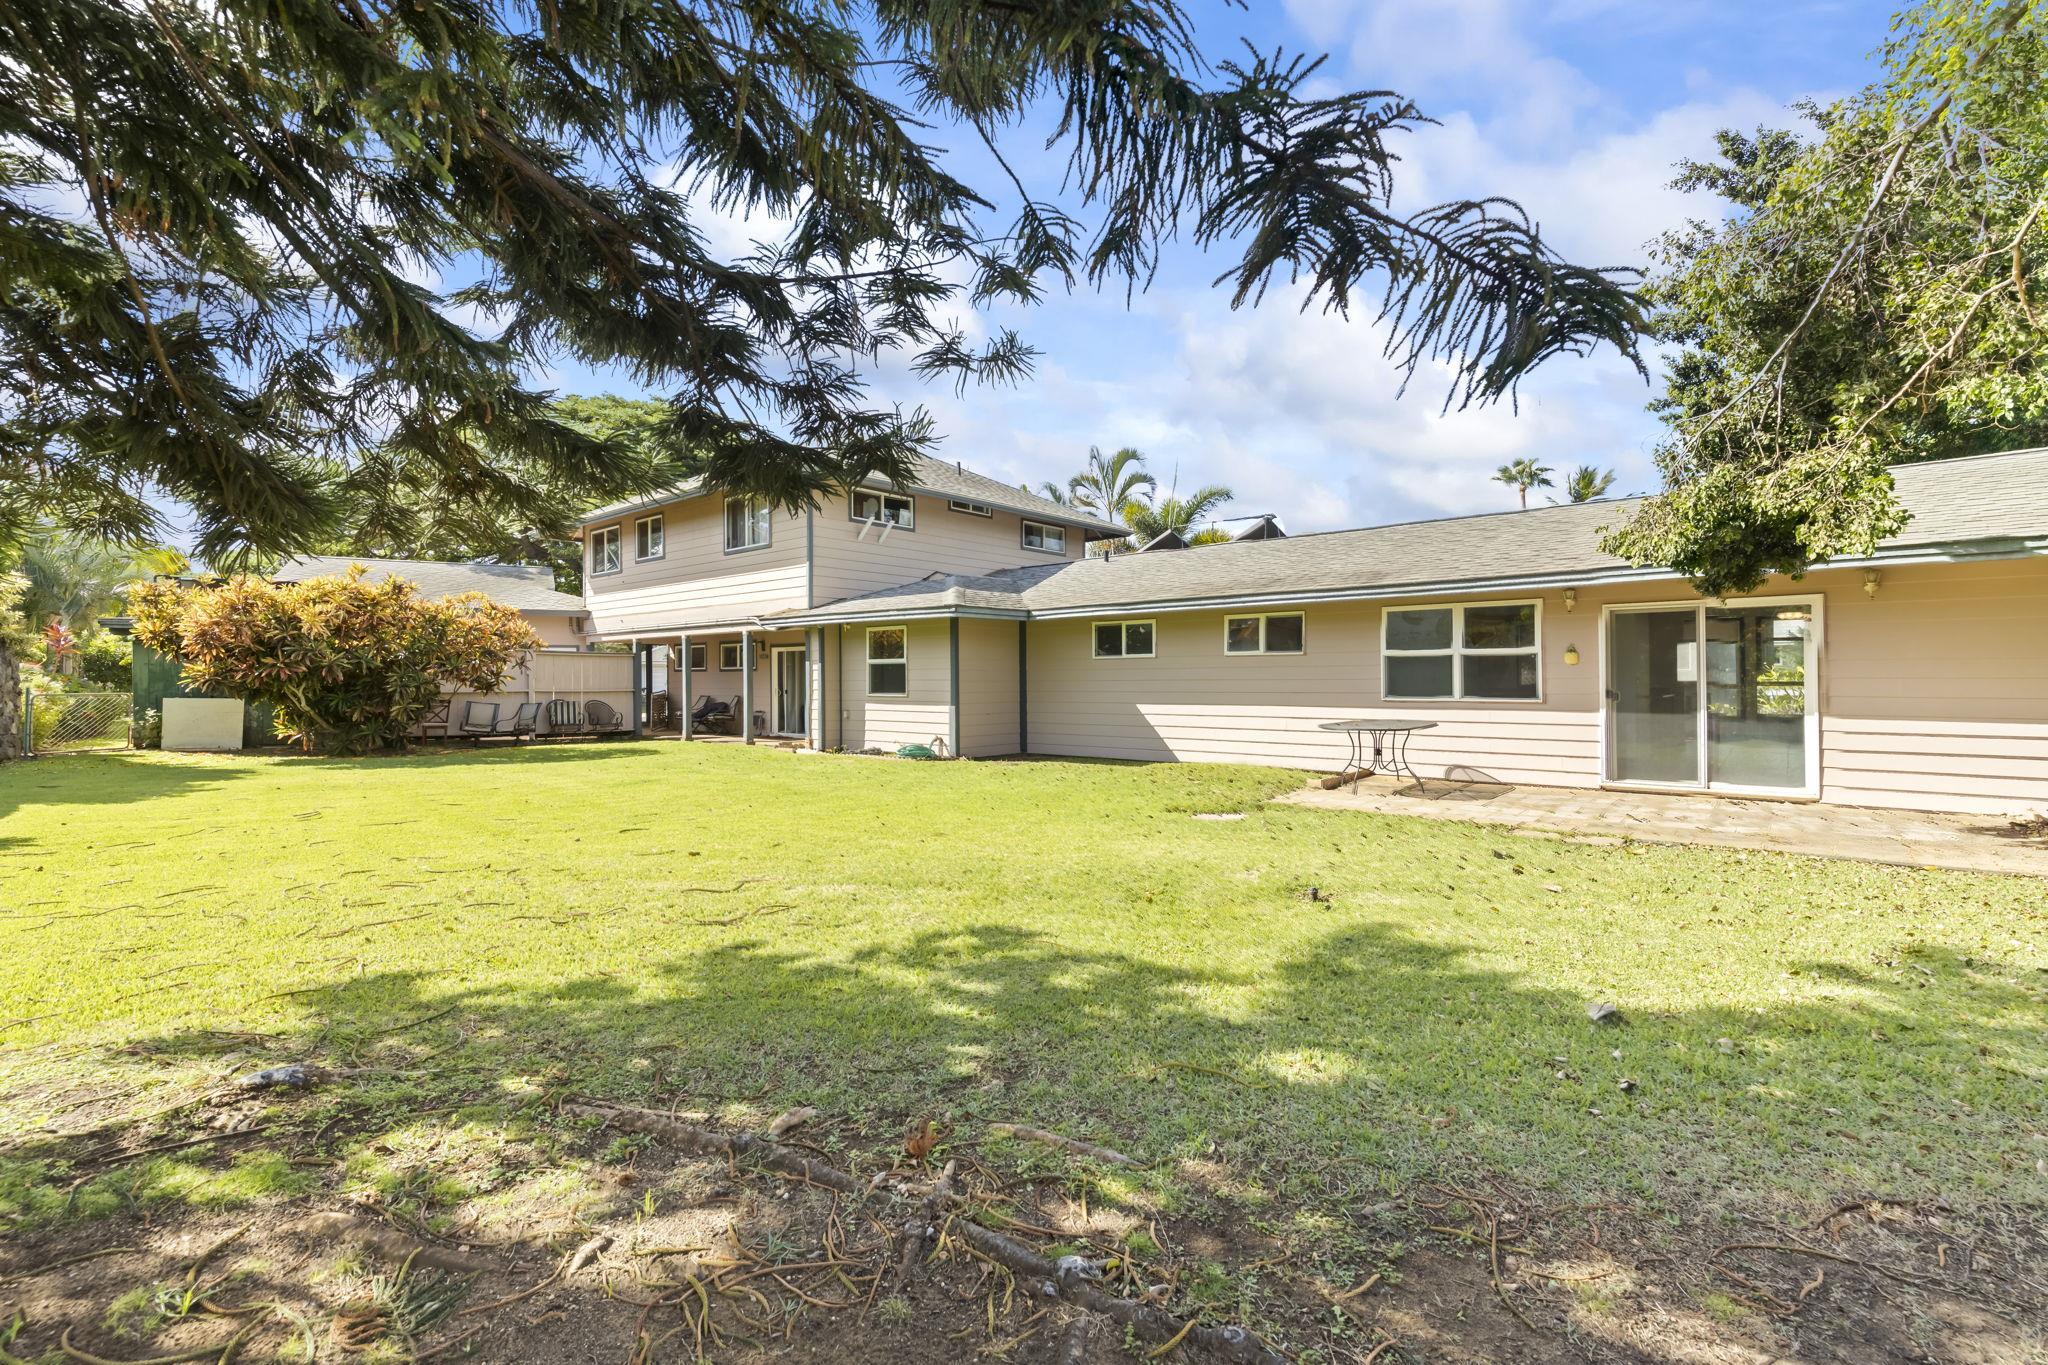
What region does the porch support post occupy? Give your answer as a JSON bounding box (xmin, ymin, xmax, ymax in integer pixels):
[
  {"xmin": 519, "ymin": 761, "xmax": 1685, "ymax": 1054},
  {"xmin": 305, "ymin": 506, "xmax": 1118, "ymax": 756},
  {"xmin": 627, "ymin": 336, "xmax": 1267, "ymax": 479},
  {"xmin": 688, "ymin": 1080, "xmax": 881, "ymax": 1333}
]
[
  {"xmin": 740, "ymin": 627, "xmax": 755, "ymax": 744},
  {"xmin": 806, "ymin": 627, "xmax": 824, "ymax": 751},
  {"xmin": 948, "ymin": 617, "xmax": 961, "ymax": 758},
  {"xmin": 1017, "ymin": 619, "xmax": 1028, "ymax": 756},
  {"xmin": 678, "ymin": 633, "xmax": 692, "ymax": 742},
  {"xmin": 629, "ymin": 639, "xmax": 645, "ymax": 738}
]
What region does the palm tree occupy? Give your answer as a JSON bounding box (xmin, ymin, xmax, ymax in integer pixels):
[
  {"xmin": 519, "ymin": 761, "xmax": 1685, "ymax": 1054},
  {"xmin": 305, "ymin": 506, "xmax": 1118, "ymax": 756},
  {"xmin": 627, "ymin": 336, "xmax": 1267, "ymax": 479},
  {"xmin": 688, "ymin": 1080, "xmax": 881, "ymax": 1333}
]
[
  {"xmin": 1067, "ymin": 446, "xmax": 1156, "ymax": 520},
  {"xmin": 1492, "ymin": 459, "xmax": 1555, "ymax": 509},
  {"xmin": 1126, "ymin": 485, "xmax": 1234, "ymax": 543},
  {"xmin": 16, "ymin": 528, "xmax": 183, "ymax": 636},
  {"xmin": 1563, "ymin": 465, "xmax": 1617, "ymax": 503},
  {"xmin": 1028, "ymin": 481, "xmax": 1071, "ymax": 506}
]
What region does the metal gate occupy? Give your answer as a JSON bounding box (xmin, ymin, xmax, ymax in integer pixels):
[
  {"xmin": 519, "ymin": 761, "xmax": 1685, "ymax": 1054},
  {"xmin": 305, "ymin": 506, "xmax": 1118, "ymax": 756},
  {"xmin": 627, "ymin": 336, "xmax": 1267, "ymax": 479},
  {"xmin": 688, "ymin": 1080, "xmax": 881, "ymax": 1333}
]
[{"xmin": 25, "ymin": 690, "xmax": 132, "ymax": 754}]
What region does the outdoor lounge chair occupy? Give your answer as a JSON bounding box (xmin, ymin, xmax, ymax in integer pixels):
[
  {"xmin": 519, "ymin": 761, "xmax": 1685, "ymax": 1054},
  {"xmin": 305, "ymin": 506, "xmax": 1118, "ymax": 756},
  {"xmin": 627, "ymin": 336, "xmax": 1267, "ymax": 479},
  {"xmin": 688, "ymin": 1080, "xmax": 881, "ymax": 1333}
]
[
  {"xmin": 495, "ymin": 701, "xmax": 542, "ymax": 741},
  {"xmin": 458, "ymin": 701, "xmax": 499, "ymax": 740},
  {"xmin": 584, "ymin": 699, "xmax": 629, "ymax": 734},
  {"xmin": 543, "ymin": 698, "xmax": 585, "ymax": 737},
  {"xmin": 688, "ymin": 694, "xmax": 735, "ymax": 735}
]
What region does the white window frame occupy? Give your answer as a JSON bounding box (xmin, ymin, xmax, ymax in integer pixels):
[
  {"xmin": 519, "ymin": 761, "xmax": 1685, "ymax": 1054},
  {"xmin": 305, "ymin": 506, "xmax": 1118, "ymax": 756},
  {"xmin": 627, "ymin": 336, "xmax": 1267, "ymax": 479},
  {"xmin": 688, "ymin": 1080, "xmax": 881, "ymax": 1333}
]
[
  {"xmin": 1091, "ymin": 618, "xmax": 1156, "ymax": 660},
  {"xmin": 948, "ymin": 499, "xmax": 994, "ymax": 518},
  {"xmin": 689, "ymin": 642, "xmax": 706, "ymax": 672},
  {"xmin": 865, "ymin": 625, "xmax": 909, "ymax": 697},
  {"xmin": 724, "ymin": 495, "xmax": 772, "ymax": 553},
  {"xmin": 718, "ymin": 641, "xmax": 742, "ymax": 671},
  {"xmin": 1021, "ymin": 519, "xmax": 1067, "ymax": 555},
  {"xmin": 589, "ymin": 525, "xmax": 621, "ymax": 576},
  {"xmin": 1223, "ymin": 611, "xmax": 1304, "ymax": 656},
  {"xmin": 1381, "ymin": 600, "xmax": 1543, "ymax": 702},
  {"xmin": 634, "ymin": 513, "xmax": 664, "ymax": 561},
  {"xmin": 850, "ymin": 489, "xmax": 916, "ymax": 530}
]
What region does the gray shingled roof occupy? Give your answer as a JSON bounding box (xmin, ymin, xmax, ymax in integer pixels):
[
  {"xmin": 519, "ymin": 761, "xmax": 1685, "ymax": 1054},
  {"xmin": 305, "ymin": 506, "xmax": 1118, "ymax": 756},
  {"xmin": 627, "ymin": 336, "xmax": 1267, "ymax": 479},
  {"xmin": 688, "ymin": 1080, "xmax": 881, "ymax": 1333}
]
[
  {"xmin": 273, "ymin": 556, "xmax": 586, "ymax": 613},
  {"xmin": 579, "ymin": 454, "xmax": 1127, "ymax": 536},
  {"xmin": 771, "ymin": 448, "xmax": 2048, "ymax": 623}
]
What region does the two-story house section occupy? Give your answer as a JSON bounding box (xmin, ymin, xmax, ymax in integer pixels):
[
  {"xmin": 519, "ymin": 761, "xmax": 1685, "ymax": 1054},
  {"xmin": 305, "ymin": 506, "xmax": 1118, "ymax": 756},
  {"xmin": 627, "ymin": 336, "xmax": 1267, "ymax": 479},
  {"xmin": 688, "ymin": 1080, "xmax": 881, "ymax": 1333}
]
[{"xmin": 575, "ymin": 455, "xmax": 1126, "ymax": 747}]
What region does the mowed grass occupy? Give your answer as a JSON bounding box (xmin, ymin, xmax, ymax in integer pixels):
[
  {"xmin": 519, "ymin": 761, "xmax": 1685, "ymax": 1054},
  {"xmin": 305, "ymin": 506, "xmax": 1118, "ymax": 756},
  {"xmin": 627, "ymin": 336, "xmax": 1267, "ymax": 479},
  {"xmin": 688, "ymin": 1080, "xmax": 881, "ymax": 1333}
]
[{"xmin": 2, "ymin": 743, "xmax": 2044, "ymax": 1232}]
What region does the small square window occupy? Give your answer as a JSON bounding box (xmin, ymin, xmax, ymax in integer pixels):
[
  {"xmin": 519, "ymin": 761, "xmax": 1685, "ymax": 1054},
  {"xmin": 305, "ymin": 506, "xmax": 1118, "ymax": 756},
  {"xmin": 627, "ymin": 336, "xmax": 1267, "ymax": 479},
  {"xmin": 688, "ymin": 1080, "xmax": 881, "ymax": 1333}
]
[
  {"xmin": 635, "ymin": 514, "xmax": 664, "ymax": 561},
  {"xmin": 689, "ymin": 643, "xmax": 706, "ymax": 671},
  {"xmin": 725, "ymin": 496, "xmax": 771, "ymax": 551},
  {"xmin": 719, "ymin": 641, "xmax": 742, "ymax": 671},
  {"xmin": 1022, "ymin": 520, "xmax": 1067, "ymax": 554},
  {"xmin": 589, "ymin": 526, "xmax": 621, "ymax": 575}
]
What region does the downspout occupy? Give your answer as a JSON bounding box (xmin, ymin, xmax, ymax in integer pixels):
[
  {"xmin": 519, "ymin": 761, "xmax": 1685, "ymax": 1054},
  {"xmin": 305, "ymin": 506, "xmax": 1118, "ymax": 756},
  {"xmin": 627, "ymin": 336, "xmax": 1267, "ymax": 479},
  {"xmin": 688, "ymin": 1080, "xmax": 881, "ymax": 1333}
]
[
  {"xmin": 948, "ymin": 617, "xmax": 960, "ymax": 758},
  {"xmin": 1017, "ymin": 619, "xmax": 1028, "ymax": 756},
  {"xmin": 630, "ymin": 642, "xmax": 645, "ymax": 738},
  {"xmin": 678, "ymin": 633, "xmax": 692, "ymax": 743}
]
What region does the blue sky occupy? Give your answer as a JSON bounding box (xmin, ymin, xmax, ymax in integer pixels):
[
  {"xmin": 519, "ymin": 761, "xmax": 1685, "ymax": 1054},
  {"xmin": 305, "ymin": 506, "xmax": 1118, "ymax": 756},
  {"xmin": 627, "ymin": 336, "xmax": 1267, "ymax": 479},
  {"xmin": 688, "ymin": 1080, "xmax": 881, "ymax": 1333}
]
[{"xmin": 538, "ymin": 0, "xmax": 1895, "ymax": 535}]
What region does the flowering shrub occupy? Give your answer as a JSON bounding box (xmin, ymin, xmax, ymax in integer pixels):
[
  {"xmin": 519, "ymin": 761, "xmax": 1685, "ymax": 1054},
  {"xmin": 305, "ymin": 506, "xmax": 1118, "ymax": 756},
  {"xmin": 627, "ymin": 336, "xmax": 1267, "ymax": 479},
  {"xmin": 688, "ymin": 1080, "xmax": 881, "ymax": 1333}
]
[{"xmin": 130, "ymin": 568, "xmax": 539, "ymax": 753}]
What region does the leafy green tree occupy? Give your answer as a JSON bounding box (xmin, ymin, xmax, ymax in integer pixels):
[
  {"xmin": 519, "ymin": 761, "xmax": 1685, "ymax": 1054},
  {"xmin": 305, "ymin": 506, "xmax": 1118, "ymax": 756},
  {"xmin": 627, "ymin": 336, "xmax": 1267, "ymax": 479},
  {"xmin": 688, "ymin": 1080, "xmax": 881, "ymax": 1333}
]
[
  {"xmin": 1126, "ymin": 485, "xmax": 1234, "ymax": 542},
  {"xmin": 1493, "ymin": 459, "xmax": 1554, "ymax": 509},
  {"xmin": 2, "ymin": 0, "xmax": 1641, "ymax": 565},
  {"xmin": 1068, "ymin": 447, "xmax": 1157, "ymax": 522},
  {"xmin": 1608, "ymin": 0, "xmax": 2046, "ymax": 594},
  {"xmin": 317, "ymin": 394, "xmax": 669, "ymax": 593},
  {"xmin": 1563, "ymin": 465, "xmax": 1617, "ymax": 502}
]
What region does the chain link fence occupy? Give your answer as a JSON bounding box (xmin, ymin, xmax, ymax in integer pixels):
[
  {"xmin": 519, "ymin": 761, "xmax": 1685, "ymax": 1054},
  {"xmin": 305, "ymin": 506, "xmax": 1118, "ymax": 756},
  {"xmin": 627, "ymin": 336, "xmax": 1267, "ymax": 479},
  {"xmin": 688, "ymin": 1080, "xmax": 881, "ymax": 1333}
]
[{"xmin": 26, "ymin": 690, "xmax": 132, "ymax": 754}]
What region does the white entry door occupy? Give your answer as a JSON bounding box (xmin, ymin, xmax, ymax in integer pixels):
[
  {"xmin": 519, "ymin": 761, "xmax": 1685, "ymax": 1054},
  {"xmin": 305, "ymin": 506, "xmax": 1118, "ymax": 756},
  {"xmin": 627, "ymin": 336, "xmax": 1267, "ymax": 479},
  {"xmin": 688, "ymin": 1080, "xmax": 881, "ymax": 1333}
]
[{"xmin": 771, "ymin": 645, "xmax": 807, "ymax": 738}]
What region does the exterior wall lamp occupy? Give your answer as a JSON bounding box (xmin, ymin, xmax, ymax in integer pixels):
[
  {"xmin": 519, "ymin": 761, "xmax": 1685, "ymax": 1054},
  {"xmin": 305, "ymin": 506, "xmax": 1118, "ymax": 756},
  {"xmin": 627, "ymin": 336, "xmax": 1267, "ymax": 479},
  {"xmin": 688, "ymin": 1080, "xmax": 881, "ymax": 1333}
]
[
  {"xmin": 1863, "ymin": 568, "xmax": 1883, "ymax": 598},
  {"xmin": 1561, "ymin": 587, "xmax": 1578, "ymax": 612},
  {"xmin": 1563, "ymin": 644, "xmax": 1581, "ymax": 666}
]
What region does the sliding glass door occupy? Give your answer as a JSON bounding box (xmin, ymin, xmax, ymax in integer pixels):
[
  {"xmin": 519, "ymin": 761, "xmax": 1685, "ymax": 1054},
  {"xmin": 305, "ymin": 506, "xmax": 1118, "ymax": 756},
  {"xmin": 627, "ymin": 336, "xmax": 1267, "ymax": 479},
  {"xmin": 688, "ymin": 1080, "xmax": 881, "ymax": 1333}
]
[{"xmin": 1606, "ymin": 600, "xmax": 1818, "ymax": 794}]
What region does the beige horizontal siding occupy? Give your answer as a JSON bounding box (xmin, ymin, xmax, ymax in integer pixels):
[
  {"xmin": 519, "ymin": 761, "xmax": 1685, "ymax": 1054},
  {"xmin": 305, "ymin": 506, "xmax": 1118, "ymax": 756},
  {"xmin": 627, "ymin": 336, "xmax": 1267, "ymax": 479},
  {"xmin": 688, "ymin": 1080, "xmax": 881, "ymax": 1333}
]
[
  {"xmin": 584, "ymin": 493, "xmax": 807, "ymax": 633},
  {"xmin": 1024, "ymin": 598, "xmax": 1606, "ymax": 785},
  {"xmin": 957, "ymin": 618, "xmax": 1020, "ymax": 757},
  {"xmin": 1018, "ymin": 560, "xmax": 2048, "ymax": 814},
  {"xmin": 835, "ymin": 619, "xmax": 951, "ymax": 754},
  {"xmin": 810, "ymin": 491, "xmax": 1081, "ymax": 606}
]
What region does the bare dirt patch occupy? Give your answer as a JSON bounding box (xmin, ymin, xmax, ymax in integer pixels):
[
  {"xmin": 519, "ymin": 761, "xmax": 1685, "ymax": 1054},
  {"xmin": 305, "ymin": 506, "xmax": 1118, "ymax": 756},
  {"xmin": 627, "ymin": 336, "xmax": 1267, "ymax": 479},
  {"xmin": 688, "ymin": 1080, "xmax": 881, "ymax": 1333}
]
[{"xmin": 3, "ymin": 1097, "xmax": 2039, "ymax": 1364}]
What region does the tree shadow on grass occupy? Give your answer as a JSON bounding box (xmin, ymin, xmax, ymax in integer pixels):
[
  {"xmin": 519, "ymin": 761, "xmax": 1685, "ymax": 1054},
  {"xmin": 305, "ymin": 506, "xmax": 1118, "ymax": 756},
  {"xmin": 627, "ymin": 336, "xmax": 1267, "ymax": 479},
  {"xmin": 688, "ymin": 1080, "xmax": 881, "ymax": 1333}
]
[
  {"xmin": 88, "ymin": 915, "xmax": 2048, "ymax": 1218},
  {"xmin": 8, "ymin": 914, "xmax": 2042, "ymax": 1363},
  {"xmin": 0, "ymin": 753, "xmax": 262, "ymax": 836}
]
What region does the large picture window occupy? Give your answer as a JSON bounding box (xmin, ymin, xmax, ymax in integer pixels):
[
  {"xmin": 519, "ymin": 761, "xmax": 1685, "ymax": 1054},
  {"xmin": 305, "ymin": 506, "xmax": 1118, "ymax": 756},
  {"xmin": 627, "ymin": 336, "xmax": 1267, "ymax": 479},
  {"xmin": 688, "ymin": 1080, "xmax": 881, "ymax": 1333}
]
[
  {"xmin": 589, "ymin": 525, "xmax": 620, "ymax": 575},
  {"xmin": 1092, "ymin": 619, "xmax": 1155, "ymax": 659},
  {"xmin": 866, "ymin": 626, "xmax": 908, "ymax": 695},
  {"xmin": 1224, "ymin": 612, "xmax": 1304, "ymax": 655},
  {"xmin": 724, "ymin": 496, "xmax": 772, "ymax": 551},
  {"xmin": 1382, "ymin": 602, "xmax": 1540, "ymax": 700},
  {"xmin": 850, "ymin": 490, "xmax": 915, "ymax": 529}
]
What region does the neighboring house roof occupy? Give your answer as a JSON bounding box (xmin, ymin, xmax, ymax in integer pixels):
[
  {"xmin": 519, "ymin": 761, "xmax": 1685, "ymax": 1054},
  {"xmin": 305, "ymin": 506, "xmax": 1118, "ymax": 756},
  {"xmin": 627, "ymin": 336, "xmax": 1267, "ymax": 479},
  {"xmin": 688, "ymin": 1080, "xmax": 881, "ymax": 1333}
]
[
  {"xmin": 272, "ymin": 556, "xmax": 586, "ymax": 614},
  {"xmin": 1135, "ymin": 530, "xmax": 1190, "ymax": 552},
  {"xmin": 771, "ymin": 448, "xmax": 2048, "ymax": 624},
  {"xmin": 578, "ymin": 454, "xmax": 1128, "ymax": 537},
  {"xmin": 1231, "ymin": 514, "xmax": 1287, "ymax": 541}
]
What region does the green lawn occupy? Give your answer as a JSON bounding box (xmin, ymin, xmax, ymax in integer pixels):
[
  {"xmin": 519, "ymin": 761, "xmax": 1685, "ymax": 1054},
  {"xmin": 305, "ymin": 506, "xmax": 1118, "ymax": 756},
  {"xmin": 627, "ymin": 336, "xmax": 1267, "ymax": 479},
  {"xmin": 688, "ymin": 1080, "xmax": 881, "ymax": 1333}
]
[{"xmin": 2, "ymin": 743, "xmax": 2044, "ymax": 1235}]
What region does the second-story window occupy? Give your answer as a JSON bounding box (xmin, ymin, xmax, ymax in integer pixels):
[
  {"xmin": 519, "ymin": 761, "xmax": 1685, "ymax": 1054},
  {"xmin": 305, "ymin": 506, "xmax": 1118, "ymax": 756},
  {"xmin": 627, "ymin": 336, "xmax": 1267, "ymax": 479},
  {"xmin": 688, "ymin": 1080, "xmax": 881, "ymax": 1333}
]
[
  {"xmin": 590, "ymin": 526, "xmax": 621, "ymax": 575},
  {"xmin": 635, "ymin": 514, "xmax": 664, "ymax": 561},
  {"xmin": 725, "ymin": 496, "xmax": 771, "ymax": 551},
  {"xmin": 851, "ymin": 490, "xmax": 915, "ymax": 529},
  {"xmin": 1022, "ymin": 520, "xmax": 1067, "ymax": 555}
]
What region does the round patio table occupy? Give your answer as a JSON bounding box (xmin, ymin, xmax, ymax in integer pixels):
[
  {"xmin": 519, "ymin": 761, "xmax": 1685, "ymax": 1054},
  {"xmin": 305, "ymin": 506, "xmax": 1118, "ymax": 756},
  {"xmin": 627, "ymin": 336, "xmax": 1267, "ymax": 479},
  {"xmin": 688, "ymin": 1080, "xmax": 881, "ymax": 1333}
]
[{"xmin": 1318, "ymin": 719, "xmax": 1437, "ymax": 789}]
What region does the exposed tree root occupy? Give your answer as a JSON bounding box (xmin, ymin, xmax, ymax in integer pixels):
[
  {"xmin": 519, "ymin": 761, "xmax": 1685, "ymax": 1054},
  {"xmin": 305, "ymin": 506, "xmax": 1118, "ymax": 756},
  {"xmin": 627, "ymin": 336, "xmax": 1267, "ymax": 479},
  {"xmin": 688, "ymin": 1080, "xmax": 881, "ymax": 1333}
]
[
  {"xmin": 563, "ymin": 1100, "xmax": 1282, "ymax": 1364},
  {"xmin": 988, "ymin": 1122, "xmax": 1143, "ymax": 1169}
]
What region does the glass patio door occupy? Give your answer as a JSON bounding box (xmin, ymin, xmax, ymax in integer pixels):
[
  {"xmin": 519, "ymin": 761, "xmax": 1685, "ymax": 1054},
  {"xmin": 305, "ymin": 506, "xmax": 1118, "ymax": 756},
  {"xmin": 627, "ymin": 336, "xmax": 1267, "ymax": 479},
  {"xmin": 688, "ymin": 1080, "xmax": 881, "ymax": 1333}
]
[
  {"xmin": 1606, "ymin": 602, "xmax": 1817, "ymax": 793},
  {"xmin": 771, "ymin": 646, "xmax": 807, "ymax": 737},
  {"xmin": 1608, "ymin": 609, "xmax": 1700, "ymax": 784}
]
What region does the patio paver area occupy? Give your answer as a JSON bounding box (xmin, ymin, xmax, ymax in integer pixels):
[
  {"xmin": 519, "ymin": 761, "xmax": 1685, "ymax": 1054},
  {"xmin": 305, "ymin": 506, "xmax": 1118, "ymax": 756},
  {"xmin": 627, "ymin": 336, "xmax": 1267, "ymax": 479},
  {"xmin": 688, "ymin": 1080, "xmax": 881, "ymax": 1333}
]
[{"xmin": 1278, "ymin": 775, "xmax": 2048, "ymax": 877}]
